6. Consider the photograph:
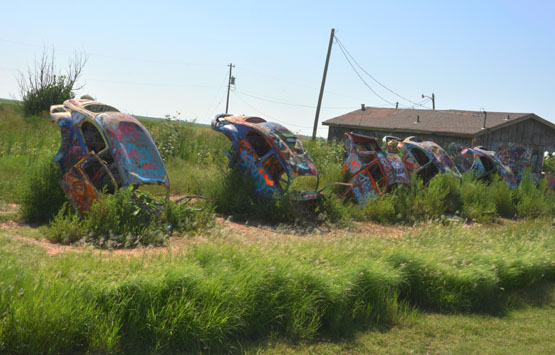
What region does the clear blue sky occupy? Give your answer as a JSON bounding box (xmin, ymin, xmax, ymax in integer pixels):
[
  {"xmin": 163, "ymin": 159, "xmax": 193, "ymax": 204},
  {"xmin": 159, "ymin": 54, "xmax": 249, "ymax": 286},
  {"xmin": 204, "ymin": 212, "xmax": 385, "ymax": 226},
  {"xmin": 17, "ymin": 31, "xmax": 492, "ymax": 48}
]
[{"xmin": 1, "ymin": 0, "xmax": 554, "ymax": 137}]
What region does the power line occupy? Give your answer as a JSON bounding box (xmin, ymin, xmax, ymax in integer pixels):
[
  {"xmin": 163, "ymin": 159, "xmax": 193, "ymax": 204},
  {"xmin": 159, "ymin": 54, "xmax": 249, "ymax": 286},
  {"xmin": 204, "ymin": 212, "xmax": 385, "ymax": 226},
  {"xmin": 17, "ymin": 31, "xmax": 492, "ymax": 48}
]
[
  {"xmin": 335, "ymin": 38, "xmax": 397, "ymax": 107},
  {"xmin": 205, "ymin": 71, "xmax": 230, "ymax": 119},
  {"xmin": 334, "ymin": 35, "xmax": 431, "ymax": 109},
  {"xmin": 231, "ymin": 91, "xmax": 314, "ymax": 129},
  {"xmin": 234, "ymin": 89, "xmax": 356, "ymax": 110}
]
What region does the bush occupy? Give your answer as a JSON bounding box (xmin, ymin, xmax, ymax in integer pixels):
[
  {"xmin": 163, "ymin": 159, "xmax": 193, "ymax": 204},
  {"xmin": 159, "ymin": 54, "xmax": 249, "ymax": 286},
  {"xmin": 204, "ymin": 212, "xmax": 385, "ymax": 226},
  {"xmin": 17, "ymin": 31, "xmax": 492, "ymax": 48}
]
[
  {"xmin": 207, "ymin": 168, "xmax": 296, "ymax": 224},
  {"xmin": 20, "ymin": 76, "xmax": 75, "ymax": 116},
  {"xmin": 46, "ymin": 187, "xmax": 215, "ymax": 248},
  {"xmin": 460, "ymin": 174, "xmax": 496, "ymax": 223},
  {"xmin": 19, "ymin": 158, "xmax": 67, "ymax": 224},
  {"xmin": 46, "ymin": 203, "xmax": 86, "ymax": 244},
  {"xmin": 488, "ymin": 175, "xmax": 516, "ymax": 218},
  {"xmin": 516, "ymin": 172, "xmax": 551, "ymax": 218},
  {"xmin": 17, "ymin": 48, "xmax": 87, "ymax": 116}
]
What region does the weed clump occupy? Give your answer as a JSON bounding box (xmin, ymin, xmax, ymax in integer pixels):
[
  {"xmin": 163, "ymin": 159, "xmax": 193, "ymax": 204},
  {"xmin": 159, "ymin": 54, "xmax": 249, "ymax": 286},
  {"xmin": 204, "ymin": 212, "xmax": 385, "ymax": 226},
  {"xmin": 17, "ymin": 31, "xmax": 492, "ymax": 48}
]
[
  {"xmin": 18, "ymin": 158, "xmax": 67, "ymax": 224},
  {"xmin": 46, "ymin": 187, "xmax": 214, "ymax": 248}
]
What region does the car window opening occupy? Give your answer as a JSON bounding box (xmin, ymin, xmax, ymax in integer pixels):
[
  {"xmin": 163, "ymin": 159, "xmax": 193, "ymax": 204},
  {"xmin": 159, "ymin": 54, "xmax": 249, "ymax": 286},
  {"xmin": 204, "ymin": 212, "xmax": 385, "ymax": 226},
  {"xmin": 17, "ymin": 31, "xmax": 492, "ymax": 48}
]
[
  {"xmin": 81, "ymin": 122, "xmax": 106, "ymax": 154},
  {"xmin": 368, "ymin": 163, "xmax": 387, "ymax": 190},
  {"xmin": 84, "ymin": 104, "xmax": 120, "ymax": 113},
  {"xmin": 81, "ymin": 157, "xmax": 116, "ymax": 194},
  {"xmin": 244, "ymin": 117, "xmax": 266, "ymax": 124},
  {"xmin": 247, "ymin": 131, "xmax": 272, "ymax": 157},
  {"xmin": 98, "ymin": 150, "xmax": 123, "ymax": 187},
  {"xmin": 418, "ymin": 163, "xmax": 439, "ymax": 183},
  {"xmin": 411, "ymin": 148, "xmax": 430, "ymax": 166},
  {"xmin": 479, "ymin": 156, "xmax": 495, "ymax": 173},
  {"xmin": 262, "ymin": 154, "xmax": 284, "ymax": 184}
]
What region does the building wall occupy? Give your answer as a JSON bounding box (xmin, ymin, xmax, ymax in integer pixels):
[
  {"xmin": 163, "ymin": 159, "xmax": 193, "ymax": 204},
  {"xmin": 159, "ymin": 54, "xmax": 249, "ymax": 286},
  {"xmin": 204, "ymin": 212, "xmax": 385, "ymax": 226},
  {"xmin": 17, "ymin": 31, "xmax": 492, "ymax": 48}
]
[
  {"xmin": 326, "ymin": 126, "xmax": 472, "ymax": 148},
  {"xmin": 476, "ymin": 119, "xmax": 555, "ymax": 173}
]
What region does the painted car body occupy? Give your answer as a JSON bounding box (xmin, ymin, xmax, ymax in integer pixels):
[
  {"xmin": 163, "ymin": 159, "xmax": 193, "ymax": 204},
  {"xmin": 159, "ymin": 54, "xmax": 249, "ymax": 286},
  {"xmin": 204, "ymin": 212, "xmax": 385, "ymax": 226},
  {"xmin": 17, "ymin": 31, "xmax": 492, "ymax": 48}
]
[
  {"xmin": 343, "ymin": 133, "xmax": 409, "ymax": 204},
  {"xmin": 386, "ymin": 136, "xmax": 462, "ymax": 184},
  {"xmin": 51, "ymin": 98, "xmax": 169, "ymax": 214},
  {"xmin": 211, "ymin": 114, "xmax": 319, "ymax": 200},
  {"xmin": 455, "ymin": 146, "xmax": 517, "ymax": 188}
]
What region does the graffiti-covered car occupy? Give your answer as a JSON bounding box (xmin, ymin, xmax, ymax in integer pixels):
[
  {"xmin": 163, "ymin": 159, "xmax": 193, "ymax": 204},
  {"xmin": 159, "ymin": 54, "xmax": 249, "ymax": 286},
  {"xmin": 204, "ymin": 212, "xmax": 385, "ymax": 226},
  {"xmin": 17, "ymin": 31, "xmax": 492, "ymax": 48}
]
[
  {"xmin": 211, "ymin": 114, "xmax": 321, "ymax": 201},
  {"xmin": 343, "ymin": 133, "xmax": 409, "ymax": 204},
  {"xmin": 455, "ymin": 146, "xmax": 517, "ymax": 188},
  {"xmin": 387, "ymin": 136, "xmax": 461, "ymax": 184},
  {"xmin": 50, "ymin": 97, "xmax": 169, "ymax": 215}
]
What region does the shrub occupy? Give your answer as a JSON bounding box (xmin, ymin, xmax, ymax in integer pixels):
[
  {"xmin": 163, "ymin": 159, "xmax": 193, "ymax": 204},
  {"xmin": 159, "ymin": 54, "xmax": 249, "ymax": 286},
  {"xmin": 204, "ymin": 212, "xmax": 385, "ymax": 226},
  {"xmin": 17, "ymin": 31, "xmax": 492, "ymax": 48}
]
[
  {"xmin": 19, "ymin": 158, "xmax": 67, "ymax": 224},
  {"xmin": 488, "ymin": 175, "xmax": 516, "ymax": 218},
  {"xmin": 418, "ymin": 173, "xmax": 462, "ymax": 218},
  {"xmin": 46, "ymin": 187, "xmax": 215, "ymax": 248},
  {"xmin": 17, "ymin": 48, "xmax": 87, "ymax": 116},
  {"xmin": 207, "ymin": 168, "xmax": 296, "ymax": 224},
  {"xmin": 515, "ymin": 172, "xmax": 551, "ymax": 218},
  {"xmin": 46, "ymin": 203, "xmax": 86, "ymax": 244},
  {"xmin": 460, "ymin": 174, "xmax": 496, "ymax": 223}
]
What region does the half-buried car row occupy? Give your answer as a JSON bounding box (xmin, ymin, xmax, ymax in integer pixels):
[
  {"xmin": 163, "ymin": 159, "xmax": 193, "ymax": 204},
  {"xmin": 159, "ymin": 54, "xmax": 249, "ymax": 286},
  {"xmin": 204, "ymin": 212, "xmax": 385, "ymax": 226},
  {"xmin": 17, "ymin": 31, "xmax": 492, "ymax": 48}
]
[{"xmin": 50, "ymin": 96, "xmax": 520, "ymax": 214}]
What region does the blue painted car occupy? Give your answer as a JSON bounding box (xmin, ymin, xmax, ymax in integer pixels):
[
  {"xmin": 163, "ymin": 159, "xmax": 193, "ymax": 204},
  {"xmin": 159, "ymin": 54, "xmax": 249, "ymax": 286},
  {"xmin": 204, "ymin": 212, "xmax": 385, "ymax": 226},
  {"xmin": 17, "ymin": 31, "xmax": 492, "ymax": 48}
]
[
  {"xmin": 50, "ymin": 97, "xmax": 169, "ymax": 214},
  {"xmin": 211, "ymin": 114, "xmax": 322, "ymax": 201}
]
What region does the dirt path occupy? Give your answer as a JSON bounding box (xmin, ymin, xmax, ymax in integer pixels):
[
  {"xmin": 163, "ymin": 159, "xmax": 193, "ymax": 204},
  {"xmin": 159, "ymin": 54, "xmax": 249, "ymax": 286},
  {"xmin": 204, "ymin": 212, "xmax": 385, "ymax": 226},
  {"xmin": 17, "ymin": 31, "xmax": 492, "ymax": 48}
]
[{"xmin": 0, "ymin": 215, "xmax": 418, "ymax": 257}]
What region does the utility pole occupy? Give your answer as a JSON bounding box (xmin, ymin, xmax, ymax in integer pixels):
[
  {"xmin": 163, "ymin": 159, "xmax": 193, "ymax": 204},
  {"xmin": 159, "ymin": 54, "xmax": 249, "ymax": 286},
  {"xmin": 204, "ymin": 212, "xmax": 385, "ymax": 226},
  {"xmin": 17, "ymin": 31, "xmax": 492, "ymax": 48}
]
[
  {"xmin": 422, "ymin": 92, "xmax": 435, "ymax": 110},
  {"xmin": 312, "ymin": 28, "xmax": 335, "ymax": 140},
  {"xmin": 225, "ymin": 63, "xmax": 235, "ymax": 113}
]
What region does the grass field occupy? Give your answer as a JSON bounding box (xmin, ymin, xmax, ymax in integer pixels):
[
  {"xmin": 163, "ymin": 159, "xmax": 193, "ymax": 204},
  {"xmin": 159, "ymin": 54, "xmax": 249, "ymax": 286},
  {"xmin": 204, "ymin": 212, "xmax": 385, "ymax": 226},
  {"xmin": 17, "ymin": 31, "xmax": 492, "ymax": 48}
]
[
  {"xmin": 1, "ymin": 217, "xmax": 554, "ymax": 353},
  {"xmin": 1, "ymin": 101, "xmax": 554, "ymax": 353}
]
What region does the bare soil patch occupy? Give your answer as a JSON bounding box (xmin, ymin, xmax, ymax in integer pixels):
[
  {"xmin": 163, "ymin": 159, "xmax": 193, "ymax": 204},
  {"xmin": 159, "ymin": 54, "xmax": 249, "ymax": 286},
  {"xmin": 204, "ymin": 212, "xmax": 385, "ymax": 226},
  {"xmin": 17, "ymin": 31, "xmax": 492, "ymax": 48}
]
[{"xmin": 0, "ymin": 216, "xmax": 516, "ymax": 257}]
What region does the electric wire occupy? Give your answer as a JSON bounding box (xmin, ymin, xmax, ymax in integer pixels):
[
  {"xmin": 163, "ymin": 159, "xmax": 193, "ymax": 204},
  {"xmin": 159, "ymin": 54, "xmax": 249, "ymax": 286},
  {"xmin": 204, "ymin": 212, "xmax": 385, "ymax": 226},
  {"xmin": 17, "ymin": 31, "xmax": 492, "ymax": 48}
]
[
  {"xmin": 231, "ymin": 91, "xmax": 317, "ymax": 130},
  {"xmin": 334, "ymin": 35, "xmax": 432, "ymax": 109},
  {"xmin": 205, "ymin": 71, "xmax": 232, "ymax": 119},
  {"xmin": 234, "ymin": 89, "xmax": 356, "ymax": 110},
  {"xmin": 334, "ymin": 37, "xmax": 398, "ymax": 107}
]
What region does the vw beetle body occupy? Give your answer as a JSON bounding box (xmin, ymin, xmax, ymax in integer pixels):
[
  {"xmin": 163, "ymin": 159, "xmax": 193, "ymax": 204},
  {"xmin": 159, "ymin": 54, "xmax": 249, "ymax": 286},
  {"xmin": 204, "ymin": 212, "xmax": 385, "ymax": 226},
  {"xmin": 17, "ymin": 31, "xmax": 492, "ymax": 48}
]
[
  {"xmin": 211, "ymin": 114, "xmax": 319, "ymax": 201},
  {"xmin": 50, "ymin": 98, "xmax": 169, "ymax": 214}
]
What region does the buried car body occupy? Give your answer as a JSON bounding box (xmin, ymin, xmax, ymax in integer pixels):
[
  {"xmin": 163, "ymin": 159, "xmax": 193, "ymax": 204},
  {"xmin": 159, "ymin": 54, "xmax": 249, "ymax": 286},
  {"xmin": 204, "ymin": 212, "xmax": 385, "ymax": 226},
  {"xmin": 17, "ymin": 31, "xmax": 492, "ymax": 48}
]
[
  {"xmin": 343, "ymin": 133, "xmax": 409, "ymax": 204},
  {"xmin": 211, "ymin": 114, "xmax": 320, "ymax": 201},
  {"xmin": 50, "ymin": 97, "xmax": 169, "ymax": 214},
  {"xmin": 455, "ymin": 146, "xmax": 517, "ymax": 188},
  {"xmin": 386, "ymin": 136, "xmax": 461, "ymax": 184}
]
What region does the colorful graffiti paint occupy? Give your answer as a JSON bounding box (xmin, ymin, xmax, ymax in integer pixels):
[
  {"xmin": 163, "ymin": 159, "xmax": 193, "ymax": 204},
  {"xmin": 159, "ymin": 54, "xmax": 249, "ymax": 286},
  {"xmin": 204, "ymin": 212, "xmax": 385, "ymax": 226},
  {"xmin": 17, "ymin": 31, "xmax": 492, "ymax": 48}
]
[
  {"xmin": 51, "ymin": 98, "xmax": 169, "ymax": 214},
  {"xmin": 342, "ymin": 133, "xmax": 409, "ymax": 204},
  {"xmin": 456, "ymin": 147, "xmax": 517, "ymax": 188},
  {"xmin": 497, "ymin": 144, "xmax": 533, "ymax": 182},
  {"xmin": 392, "ymin": 137, "xmax": 461, "ymax": 184},
  {"xmin": 211, "ymin": 114, "xmax": 319, "ymax": 200}
]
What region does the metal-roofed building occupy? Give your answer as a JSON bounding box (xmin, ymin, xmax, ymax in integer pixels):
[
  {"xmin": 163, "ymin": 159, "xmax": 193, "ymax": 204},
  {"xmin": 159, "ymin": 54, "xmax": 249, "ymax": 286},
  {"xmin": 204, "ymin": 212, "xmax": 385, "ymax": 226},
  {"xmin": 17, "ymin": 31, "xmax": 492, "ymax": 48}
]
[{"xmin": 323, "ymin": 107, "xmax": 555, "ymax": 174}]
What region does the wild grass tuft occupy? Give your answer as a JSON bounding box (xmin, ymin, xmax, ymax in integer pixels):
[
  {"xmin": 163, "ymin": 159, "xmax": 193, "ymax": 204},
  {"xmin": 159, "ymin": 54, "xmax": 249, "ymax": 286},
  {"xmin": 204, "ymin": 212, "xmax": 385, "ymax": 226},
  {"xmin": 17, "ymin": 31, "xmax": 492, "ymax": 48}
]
[{"xmin": 18, "ymin": 157, "xmax": 68, "ymax": 224}]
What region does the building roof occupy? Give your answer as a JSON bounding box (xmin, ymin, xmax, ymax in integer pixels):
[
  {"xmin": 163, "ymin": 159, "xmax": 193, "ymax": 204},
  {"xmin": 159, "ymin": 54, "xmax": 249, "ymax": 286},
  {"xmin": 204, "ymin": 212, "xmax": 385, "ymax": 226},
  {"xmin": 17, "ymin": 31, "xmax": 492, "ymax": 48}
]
[{"xmin": 322, "ymin": 107, "xmax": 555, "ymax": 137}]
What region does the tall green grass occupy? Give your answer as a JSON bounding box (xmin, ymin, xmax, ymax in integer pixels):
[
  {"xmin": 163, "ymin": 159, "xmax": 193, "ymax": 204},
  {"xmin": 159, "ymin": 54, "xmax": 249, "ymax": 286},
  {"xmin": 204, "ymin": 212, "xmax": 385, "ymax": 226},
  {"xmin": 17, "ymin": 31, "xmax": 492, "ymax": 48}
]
[
  {"xmin": 0, "ymin": 219, "xmax": 553, "ymax": 352},
  {"xmin": 358, "ymin": 172, "xmax": 554, "ymax": 224}
]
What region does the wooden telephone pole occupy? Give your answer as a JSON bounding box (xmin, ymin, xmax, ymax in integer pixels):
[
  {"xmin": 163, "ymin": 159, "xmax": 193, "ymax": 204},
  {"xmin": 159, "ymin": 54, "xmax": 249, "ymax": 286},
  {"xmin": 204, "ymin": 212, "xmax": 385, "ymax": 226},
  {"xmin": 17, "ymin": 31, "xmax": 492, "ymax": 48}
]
[
  {"xmin": 312, "ymin": 28, "xmax": 335, "ymax": 140},
  {"xmin": 225, "ymin": 63, "xmax": 235, "ymax": 113}
]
